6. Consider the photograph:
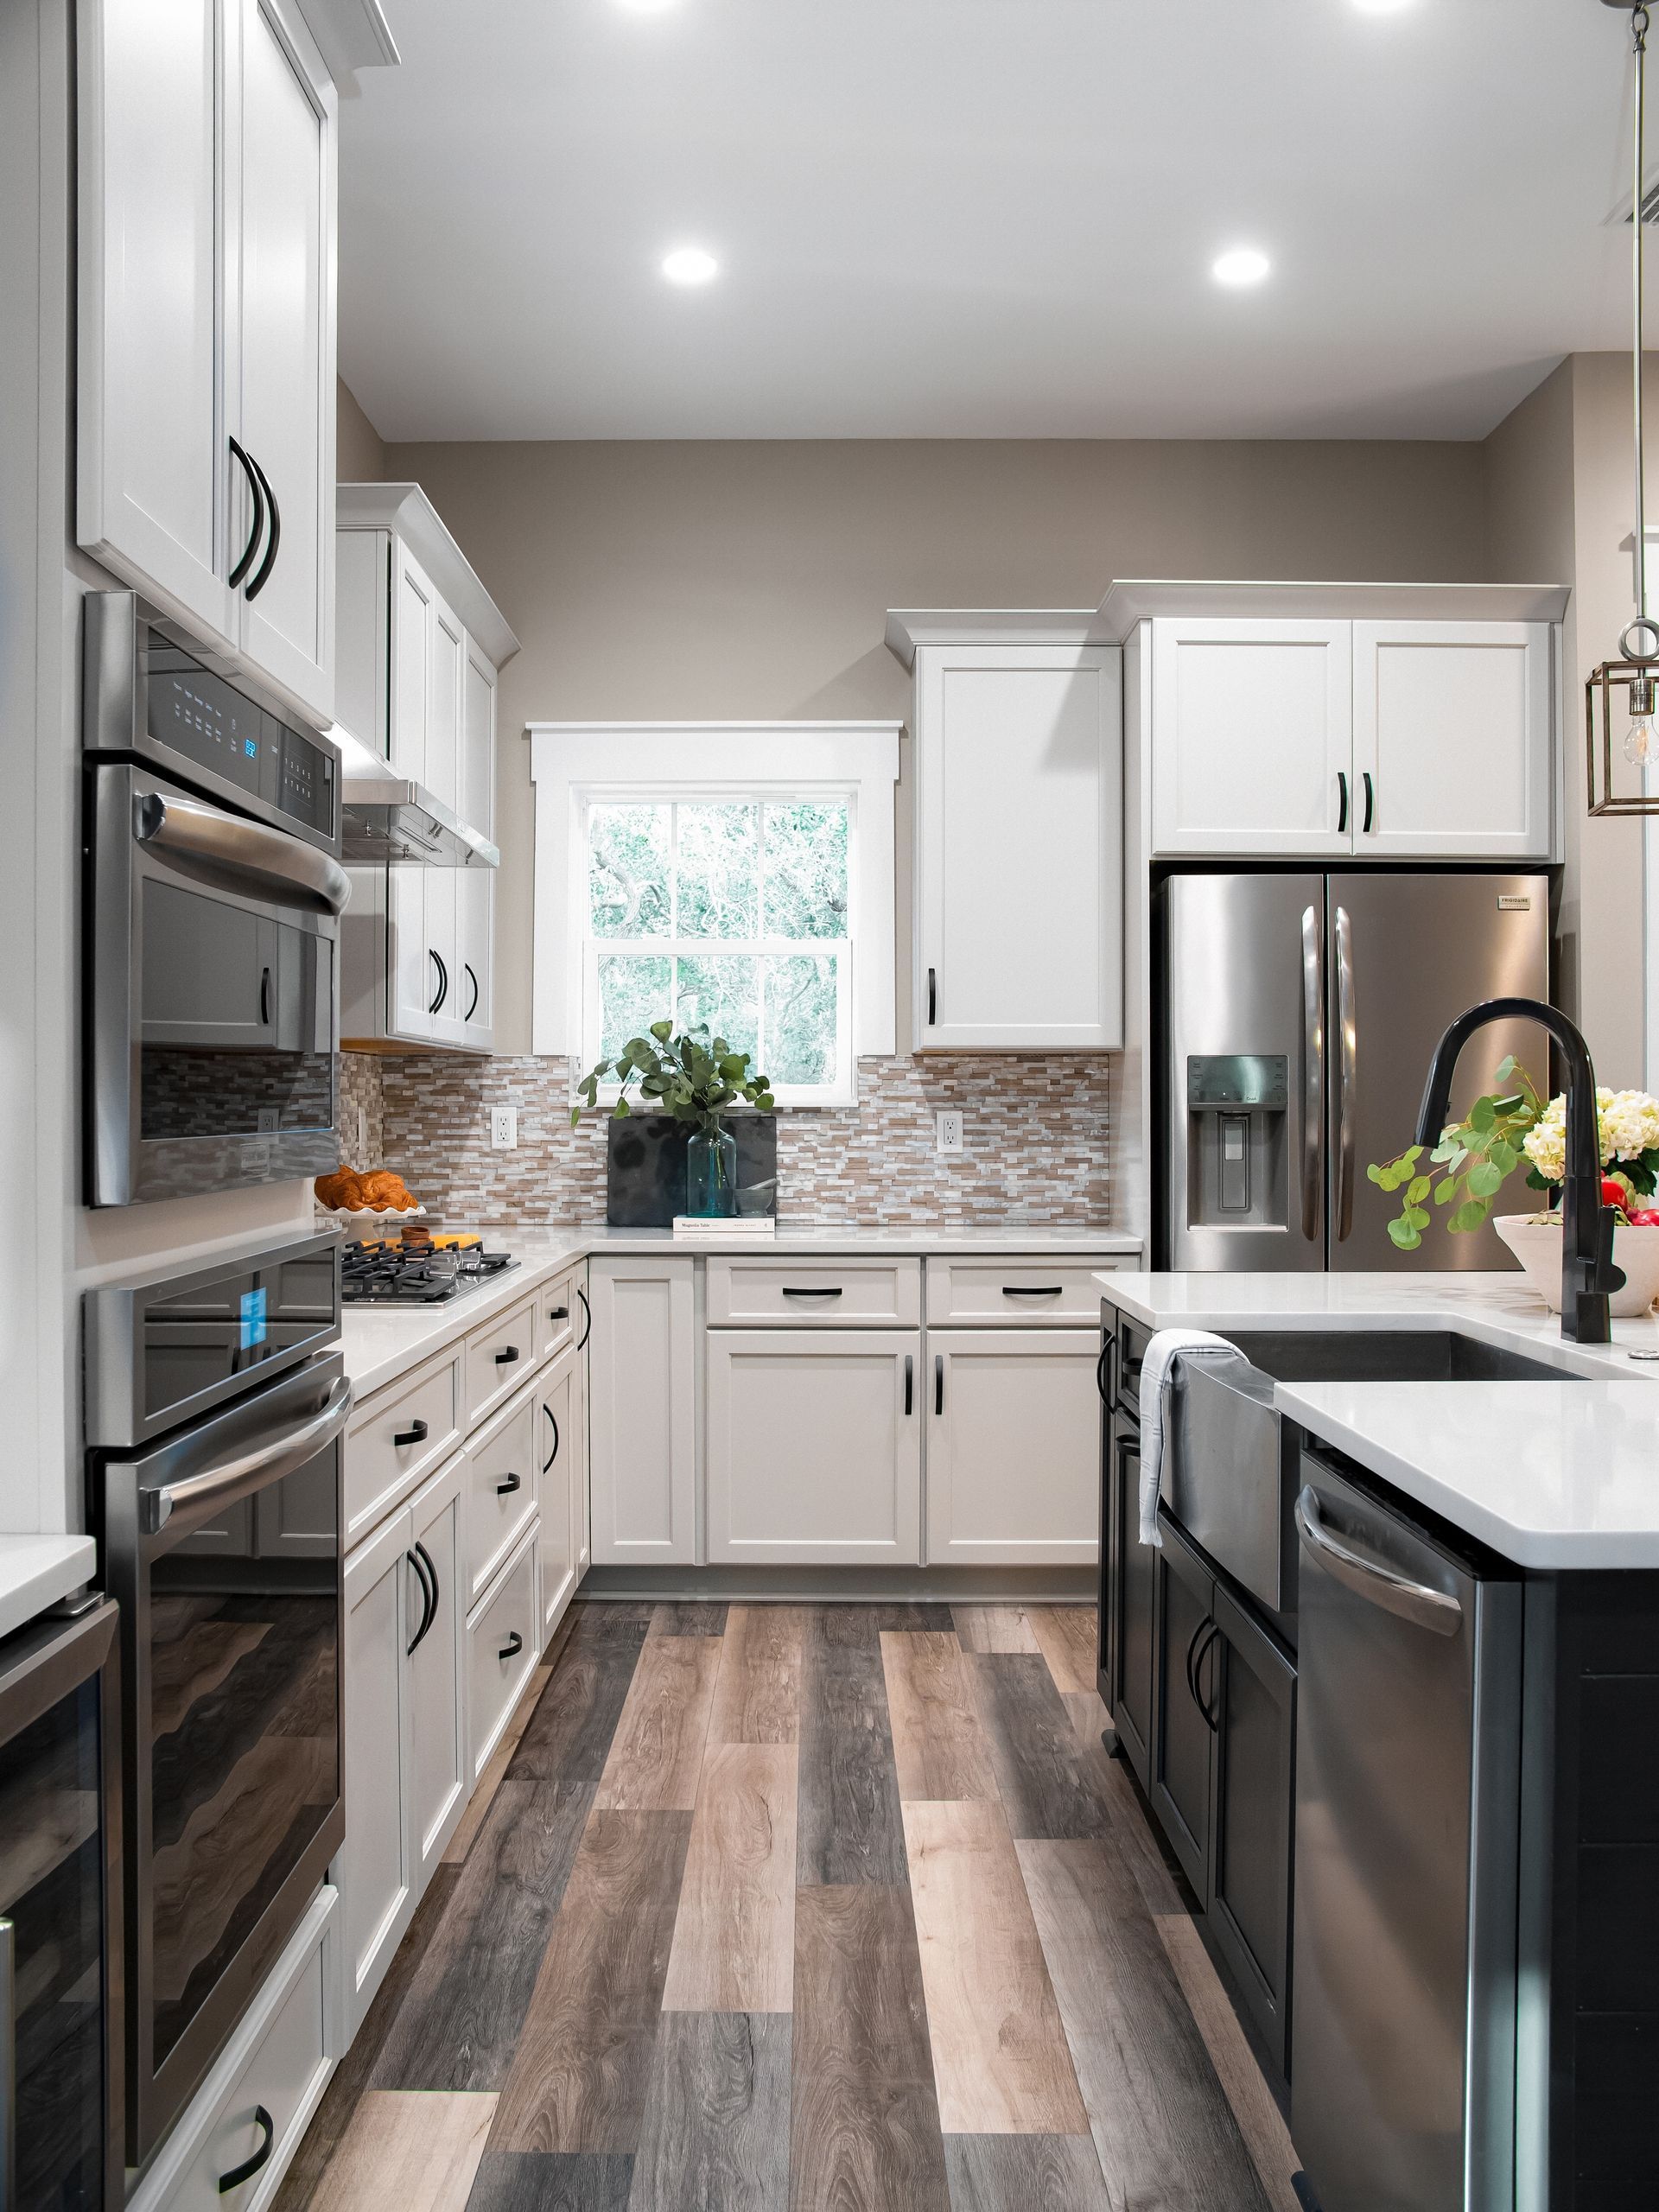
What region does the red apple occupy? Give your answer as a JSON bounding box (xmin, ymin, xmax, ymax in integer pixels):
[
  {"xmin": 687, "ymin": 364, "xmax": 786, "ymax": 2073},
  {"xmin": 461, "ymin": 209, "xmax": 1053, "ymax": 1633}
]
[
  {"xmin": 1602, "ymin": 1178, "xmax": 1631, "ymax": 1216},
  {"xmin": 1627, "ymin": 1208, "xmax": 1659, "ymax": 1228}
]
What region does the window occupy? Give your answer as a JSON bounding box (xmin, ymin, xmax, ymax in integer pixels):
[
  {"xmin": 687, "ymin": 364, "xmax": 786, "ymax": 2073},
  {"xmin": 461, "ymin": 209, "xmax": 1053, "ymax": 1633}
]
[
  {"xmin": 584, "ymin": 795, "xmax": 852, "ymax": 1101},
  {"xmin": 528, "ymin": 722, "xmax": 900, "ymax": 1104}
]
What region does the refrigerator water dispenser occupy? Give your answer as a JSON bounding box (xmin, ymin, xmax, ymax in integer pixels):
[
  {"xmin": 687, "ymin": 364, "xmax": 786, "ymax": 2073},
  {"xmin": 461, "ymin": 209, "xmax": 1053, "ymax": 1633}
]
[{"xmin": 1185, "ymin": 1054, "xmax": 1288, "ymax": 1231}]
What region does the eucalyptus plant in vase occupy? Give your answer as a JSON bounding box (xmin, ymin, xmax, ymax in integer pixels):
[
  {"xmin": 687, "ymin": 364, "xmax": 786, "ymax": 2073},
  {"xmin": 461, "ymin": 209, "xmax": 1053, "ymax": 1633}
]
[{"xmin": 571, "ymin": 1020, "xmax": 776, "ymax": 1217}]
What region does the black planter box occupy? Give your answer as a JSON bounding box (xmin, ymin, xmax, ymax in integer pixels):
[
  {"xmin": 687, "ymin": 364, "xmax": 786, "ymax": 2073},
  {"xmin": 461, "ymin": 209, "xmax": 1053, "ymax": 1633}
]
[{"xmin": 604, "ymin": 1116, "xmax": 779, "ymax": 1227}]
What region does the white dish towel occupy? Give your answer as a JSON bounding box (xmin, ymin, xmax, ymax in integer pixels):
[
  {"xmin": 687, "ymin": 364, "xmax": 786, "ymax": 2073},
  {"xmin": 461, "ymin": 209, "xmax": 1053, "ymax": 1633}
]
[{"xmin": 1136, "ymin": 1329, "xmax": 1237, "ymax": 1548}]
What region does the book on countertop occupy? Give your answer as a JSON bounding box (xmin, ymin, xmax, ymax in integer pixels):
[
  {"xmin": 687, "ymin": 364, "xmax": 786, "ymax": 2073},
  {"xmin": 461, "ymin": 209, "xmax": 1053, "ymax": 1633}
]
[{"xmin": 672, "ymin": 1215, "xmax": 777, "ymax": 1237}]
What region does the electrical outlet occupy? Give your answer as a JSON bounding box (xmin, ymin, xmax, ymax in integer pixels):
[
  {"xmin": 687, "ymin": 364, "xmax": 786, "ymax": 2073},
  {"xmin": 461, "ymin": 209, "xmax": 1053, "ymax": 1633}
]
[
  {"xmin": 256, "ymin": 1107, "xmax": 280, "ymax": 1134},
  {"xmin": 935, "ymin": 1109, "xmax": 965, "ymax": 1155},
  {"xmin": 491, "ymin": 1106, "xmax": 518, "ymax": 1150}
]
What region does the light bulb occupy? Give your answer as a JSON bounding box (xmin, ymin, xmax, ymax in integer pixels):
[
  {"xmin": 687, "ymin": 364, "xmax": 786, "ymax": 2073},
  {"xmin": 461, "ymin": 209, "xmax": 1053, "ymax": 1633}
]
[{"xmin": 1626, "ymin": 711, "xmax": 1658, "ymax": 766}]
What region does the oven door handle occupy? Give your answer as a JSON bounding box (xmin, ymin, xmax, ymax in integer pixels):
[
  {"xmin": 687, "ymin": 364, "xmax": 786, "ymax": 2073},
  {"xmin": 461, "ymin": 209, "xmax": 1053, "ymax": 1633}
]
[
  {"xmin": 134, "ymin": 788, "xmax": 350, "ymax": 917},
  {"xmin": 135, "ymin": 1375, "xmax": 353, "ymax": 1535}
]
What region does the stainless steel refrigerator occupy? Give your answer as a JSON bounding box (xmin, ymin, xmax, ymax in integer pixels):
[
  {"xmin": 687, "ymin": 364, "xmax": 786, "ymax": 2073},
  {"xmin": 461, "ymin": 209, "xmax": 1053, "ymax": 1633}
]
[{"xmin": 1158, "ymin": 871, "xmax": 1551, "ymax": 1272}]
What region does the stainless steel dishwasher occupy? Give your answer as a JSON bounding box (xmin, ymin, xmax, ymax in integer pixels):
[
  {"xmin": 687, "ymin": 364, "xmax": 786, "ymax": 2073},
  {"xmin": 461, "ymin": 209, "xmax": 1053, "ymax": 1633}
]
[{"xmin": 1290, "ymin": 1454, "xmax": 1522, "ymax": 2212}]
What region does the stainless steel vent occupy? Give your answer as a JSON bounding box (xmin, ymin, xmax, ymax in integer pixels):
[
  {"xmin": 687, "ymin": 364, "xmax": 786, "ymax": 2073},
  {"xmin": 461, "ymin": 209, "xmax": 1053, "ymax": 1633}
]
[{"xmin": 340, "ymin": 779, "xmax": 499, "ymax": 868}]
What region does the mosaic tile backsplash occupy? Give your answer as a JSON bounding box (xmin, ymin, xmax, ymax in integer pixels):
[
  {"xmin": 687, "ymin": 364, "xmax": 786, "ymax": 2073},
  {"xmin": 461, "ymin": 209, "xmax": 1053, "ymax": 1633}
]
[{"xmin": 340, "ymin": 1051, "xmax": 1114, "ymax": 1228}]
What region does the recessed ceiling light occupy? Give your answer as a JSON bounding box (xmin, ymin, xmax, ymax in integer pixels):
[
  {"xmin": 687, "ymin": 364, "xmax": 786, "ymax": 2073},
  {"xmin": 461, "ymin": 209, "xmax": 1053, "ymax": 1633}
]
[
  {"xmin": 661, "ymin": 246, "xmax": 719, "ymax": 287},
  {"xmin": 1212, "ymin": 247, "xmax": 1271, "ymax": 288}
]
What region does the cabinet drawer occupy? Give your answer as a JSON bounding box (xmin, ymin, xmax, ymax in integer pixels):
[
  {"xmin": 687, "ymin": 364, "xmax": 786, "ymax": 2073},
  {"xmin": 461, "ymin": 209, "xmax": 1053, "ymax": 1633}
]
[
  {"xmin": 925, "ymin": 1257, "xmax": 1129, "ymax": 1325},
  {"xmin": 467, "ymin": 1527, "xmax": 539, "ymax": 1778},
  {"xmin": 172, "ymin": 1901, "xmax": 330, "ymax": 2209},
  {"xmin": 707, "ymin": 1256, "xmax": 921, "ymax": 1327},
  {"xmin": 461, "ymin": 1382, "xmax": 537, "ymax": 1608},
  {"xmin": 464, "ymin": 1293, "xmax": 538, "ymax": 1427},
  {"xmin": 346, "ymin": 1352, "xmax": 461, "ymax": 1545},
  {"xmin": 537, "ymin": 1270, "xmax": 579, "ymax": 1363}
]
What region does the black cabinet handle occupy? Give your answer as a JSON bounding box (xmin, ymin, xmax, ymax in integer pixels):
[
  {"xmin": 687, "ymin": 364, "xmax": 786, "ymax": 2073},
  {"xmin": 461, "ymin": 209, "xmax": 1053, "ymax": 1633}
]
[
  {"xmin": 543, "ymin": 1403, "xmax": 560, "ymax": 1471},
  {"xmin": 1362, "ymin": 769, "xmax": 1375, "ymax": 835},
  {"xmin": 1002, "ymin": 1285, "xmax": 1063, "ymax": 1299},
  {"xmin": 428, "ymin": 949, "xmax": 448, "ymax": 1015},
  {"xmin": 259, "ymin": 966, "xmax": 271, "ymax": 1027},
  {"xmin": 464, "ymin": 962, "xmax": 480, "ymax": 1022},
  {"xmin": 227, "ymin": 438, "xmax": 264, "ymax": 589},
  {"xmin": 782, "ymin": 1285, "xmax": 842, "ymax": 1299},
  {"xmin": 1183, "ymin": 1615, "xmax": 1210, "ymax": 1713},
  {"xmin": 405, "ymin": 1547, "xmax": 435, "ymax": 1656},
  {"xmin": 245, "ymin": 454, "xmax": 280, "ymax": 601},
  {"xmin": 394, "ymin": 1418, "xmax": 429, "ymax": 1448},
  {"xmin": 493, "ymin": 1344, "xmax": 520, "ymax": 1367},
  {"xmin": 1337, "ymin": 771, "xmax": 1349, "ymax": 835},
  {"xmin": 218, "ymin": 2103, "xmax": 275, "ymax": 2193},
  {"xmin": 934, "ymin": 1353, "xmax": 944, "ymax": 1416},
  {"xmin": 904, "ymin": 1354, "xmax": 913, "ymax": 1416},
  {"xmin": 499, "ymin": 1630, "xmax": 524, "ymax": 1662},
  {"xmin": 547, "ymin": 1306, "xmax": 569, "ymax": 1321},
  {"xmin": 927, "ymin": 966, "xmax": 938, "ymax": 1025},
  {"xmin": 575, "ymin": 1286, "xmax": 591, "ymax": 1350},
  {"xmin": 496, "ymin": 1470, "xmax": 522, "ymax": 1497},
  {"xmin": 1196, "ymin": 1622, "xmax": 1223, "ymax": 1732},
  {"xmin": 1096, "ymin": 1339, "xmax": 1114, "ymax": 1404}
]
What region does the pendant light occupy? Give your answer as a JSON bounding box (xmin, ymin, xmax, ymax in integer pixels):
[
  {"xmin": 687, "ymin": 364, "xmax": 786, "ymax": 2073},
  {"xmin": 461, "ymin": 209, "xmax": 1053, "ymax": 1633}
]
[{"xmin": 1589, "ymin": 0, "xmax": 1659, "ymax": 814}]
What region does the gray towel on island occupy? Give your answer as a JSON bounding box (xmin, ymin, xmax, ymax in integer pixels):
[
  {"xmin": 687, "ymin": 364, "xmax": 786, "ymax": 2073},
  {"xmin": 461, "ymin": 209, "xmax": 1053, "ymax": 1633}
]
[{"xmin": 1137, "ymin": 1329, "xmax": 1237, "ymax": 1547}]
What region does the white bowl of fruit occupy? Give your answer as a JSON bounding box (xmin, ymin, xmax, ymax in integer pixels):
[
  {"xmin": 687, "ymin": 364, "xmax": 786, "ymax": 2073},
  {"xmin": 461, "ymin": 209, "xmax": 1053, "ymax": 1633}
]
[{"xmin": 1495, "ymin": 1181, "xmax": 1659, "ymax": 1317}]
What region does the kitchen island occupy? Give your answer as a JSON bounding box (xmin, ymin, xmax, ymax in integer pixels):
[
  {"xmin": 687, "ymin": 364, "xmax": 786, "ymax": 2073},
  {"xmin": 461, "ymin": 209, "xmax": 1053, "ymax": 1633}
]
[{"xmin": 1094, "ymin": 1268, "xmax": 1659, "ymax": 2212}]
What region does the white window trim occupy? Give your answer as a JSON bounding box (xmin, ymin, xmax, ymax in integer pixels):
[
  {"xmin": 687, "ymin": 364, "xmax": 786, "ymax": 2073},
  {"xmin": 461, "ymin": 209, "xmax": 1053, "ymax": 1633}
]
[{"xmin": 527, "ymin": 722, "xmax": 900, "ymax": 1085}]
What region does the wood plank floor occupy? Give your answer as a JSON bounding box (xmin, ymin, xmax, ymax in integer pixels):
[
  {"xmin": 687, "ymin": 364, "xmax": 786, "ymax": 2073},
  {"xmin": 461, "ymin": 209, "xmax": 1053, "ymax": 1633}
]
[{"xmin": 275, "ymin": 1599, "xmax": 1291, "ymax": 2212}]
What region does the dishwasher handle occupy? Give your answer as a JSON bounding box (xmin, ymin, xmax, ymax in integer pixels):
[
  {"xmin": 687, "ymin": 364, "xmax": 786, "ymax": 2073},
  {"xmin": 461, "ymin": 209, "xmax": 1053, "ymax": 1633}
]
[{"xmin": 1294, "ymin": 1486, "xmax": 1462, "ymax": 1636}]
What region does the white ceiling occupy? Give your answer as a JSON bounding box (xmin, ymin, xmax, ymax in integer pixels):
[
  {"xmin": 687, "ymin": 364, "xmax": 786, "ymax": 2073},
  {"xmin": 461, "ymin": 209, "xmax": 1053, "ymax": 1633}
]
[{"xmin": 337, "ymin": 0, "xmax": 1651, "ymax": 442}]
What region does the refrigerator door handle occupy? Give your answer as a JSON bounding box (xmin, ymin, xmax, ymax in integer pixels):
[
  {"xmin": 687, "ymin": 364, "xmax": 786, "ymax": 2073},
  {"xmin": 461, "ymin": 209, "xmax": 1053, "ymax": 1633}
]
[
  {"xmin": 1300, "ymin": 903, "xmax": 1325, "ymax": 1242},
  {"xmin": 1333, "ymin": 903, "xmax": 1357, "ymax": 1241}
]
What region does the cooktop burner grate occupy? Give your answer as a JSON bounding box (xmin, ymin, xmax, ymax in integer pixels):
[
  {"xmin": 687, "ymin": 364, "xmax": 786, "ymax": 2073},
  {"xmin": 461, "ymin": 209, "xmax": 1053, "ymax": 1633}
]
[{"xmin": 340, "ymin": 1238, "xmax": 518, "ymax": 1306}]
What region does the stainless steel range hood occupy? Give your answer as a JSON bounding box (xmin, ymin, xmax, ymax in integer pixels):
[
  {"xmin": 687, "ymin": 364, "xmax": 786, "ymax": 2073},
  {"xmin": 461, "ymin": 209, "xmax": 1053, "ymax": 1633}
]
[{"xmin": 329, "ymin": 723, "xmax": 499, "ymax": 869}]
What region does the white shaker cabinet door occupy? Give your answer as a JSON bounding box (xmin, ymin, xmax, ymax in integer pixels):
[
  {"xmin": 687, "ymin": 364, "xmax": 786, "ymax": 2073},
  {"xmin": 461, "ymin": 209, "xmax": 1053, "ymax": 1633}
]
[
  {"xmin": 390, "ymin": 541, "xmax": 435, "ymax": 785},
  {"xmin": 1352, "ymin": 621, "xmax": 1553, "ymax": 860},
  {"xmin": 925, "ymin": 1329, "xmax": 1102, "ymax": 1567},
  {"xmin": 537, "ymin": 1347, "xmax": 580, "ymax": 1639},
  {"xmin": 337, "ymin": 1505, "xmax": 416, "ymax": 2041},
  {"xmin": 386, "ymin": 865, "xmax": 435, "ymax": 1041},
  {"xmin": 588, "ymin": 1259, "xmax": 697, "ymax": 1565},
  {"xmin": 914, "ymin": 645, "xmax": 1122, "ymax": 1051},
  {"xmin": 77, "ymin": 0, "xmax": 235, "ymax": 647},
  {"xmin": 232, "ymin": 0, "xmax": 335, "ymax": 725},
  {"xmin": 406, "ymin": 1457, "xmax": 467, "ymax": 1887},
  {"xmin": 1150, "ymin": 618, "xmax": 1354, "ymax": 857},
  {"xmin": 705, "ymin": 1330, "xmax": 924, "ymax": 1566}
]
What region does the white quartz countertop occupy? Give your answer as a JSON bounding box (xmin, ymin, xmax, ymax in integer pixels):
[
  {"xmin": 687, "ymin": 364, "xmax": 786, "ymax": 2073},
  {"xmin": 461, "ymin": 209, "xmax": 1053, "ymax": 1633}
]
[
  {"xmin": 341, "ymin": 1223, "xmax": 1138, "ymax": 1401},
  {"xmin": 1094, "ymin": 1270, "xmax": 1659, "ymax": 1567},
  {"xmin": 0, "ymin": 1535, "xmax": 98, "ymax": 1642}
]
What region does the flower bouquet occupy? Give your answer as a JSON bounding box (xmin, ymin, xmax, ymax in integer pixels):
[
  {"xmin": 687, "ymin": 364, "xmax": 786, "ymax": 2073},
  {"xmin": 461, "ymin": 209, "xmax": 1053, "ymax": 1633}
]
[{"xmin": 1369, "ymin": 1059, "xmax": 1659, "ymax": 1315}]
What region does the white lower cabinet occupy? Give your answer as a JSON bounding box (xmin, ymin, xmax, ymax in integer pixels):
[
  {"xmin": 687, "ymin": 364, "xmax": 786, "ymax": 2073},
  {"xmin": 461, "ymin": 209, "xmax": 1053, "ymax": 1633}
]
[
  {"xmin": 537, "ymin": 1344, "xmax": 582, "ymax": 1638},
  {"xmin": 339, "ymin": 1503, "xmax": 418, "ymax": 2040},
  {"xmin": 407, "ymin": 1459, "xmax": 467, "ymax": 1885},
  {"xmin": 467, "ymin": 1524, "xmax": 539, "ymax": 1783},
  {"xmin": 925, "ymin": 1329, "xmax": 1103, "ymax": 1566},
  {"xmin": 130, "ymin": 1886, "xmax": 340, "ymax": 2212},
  {"xmin": 705, "ymin": 1329, "xmax": 924, "ymax": 1565},
  {"xmin": 588, "ymin": 1256, "xmax": 696, "ymax": 1565}
]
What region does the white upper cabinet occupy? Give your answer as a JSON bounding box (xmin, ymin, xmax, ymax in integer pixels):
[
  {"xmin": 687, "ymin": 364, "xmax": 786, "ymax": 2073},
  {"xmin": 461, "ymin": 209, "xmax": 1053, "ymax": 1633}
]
[
  {"xmin": 79, "ymin": 0, "xmax": 337, "ymax": 728},
  {"xmin": 391, "ymin": 539, "xmax": 435, "ymax": 785},
  {"xmin": 1151, "ymin": 618, "xmax": 1354, "ymax": 857},
  {"xmin": 1351, "ymin": 621, "xmax": 1552, "ymax": 859},
  {"xmin": 913, "ymin": 642, "xmax": 1123, "ymax": 1052},
  {"xmin": 1147, "ymin": 610, "xmax": 1556, "ymax": 863},
  {"xmin": 231, "ymin": 0, "xmax": 335, "ymax": 719}
]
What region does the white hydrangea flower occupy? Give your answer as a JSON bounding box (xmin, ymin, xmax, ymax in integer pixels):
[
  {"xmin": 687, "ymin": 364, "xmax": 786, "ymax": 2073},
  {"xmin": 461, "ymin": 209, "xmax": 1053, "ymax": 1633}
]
[{"xmin": 1522, "ymin": 1085, "xmax": 1659, "ymax": 1183}]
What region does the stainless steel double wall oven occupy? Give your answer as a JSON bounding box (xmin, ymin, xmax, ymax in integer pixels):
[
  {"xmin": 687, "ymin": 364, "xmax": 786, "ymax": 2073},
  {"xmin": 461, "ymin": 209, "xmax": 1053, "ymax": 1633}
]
[
  {"xmin": 83, "ymin": 591, "xmax": 348, "ymax": 1207},
  {"xmin": 85, "ymin": 1232, "xmax": 351, "ymax": 2162}
]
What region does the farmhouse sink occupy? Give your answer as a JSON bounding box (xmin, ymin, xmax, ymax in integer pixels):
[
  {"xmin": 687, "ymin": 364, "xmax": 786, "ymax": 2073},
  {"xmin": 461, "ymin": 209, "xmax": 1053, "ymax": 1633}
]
[{"xmin": 1217, "ymin": 1328, "xmax": 1586, "ymax": 1388}]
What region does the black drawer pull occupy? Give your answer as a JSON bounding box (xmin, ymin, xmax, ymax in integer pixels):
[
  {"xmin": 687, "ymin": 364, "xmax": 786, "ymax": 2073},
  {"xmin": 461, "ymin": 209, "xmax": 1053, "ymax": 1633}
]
[
  {"xmin": 783, "ymin": 1285, "xmax": 842, "ymax": 1299},
  {"xmin": 934, "ymin": 1353, "xmax": 944, "ymax": 1416},
  {"xmin": 219, "ymin": 2103, "xmax": 275, "ymax": 2193},
  {"xmin": 393, "ymin": 1418, "xmax": 429, "ymax": 1448},
  {"xmin": 547, "ymin": 1306, "xmax": 569, "ymax": 1320},
  {"xmin": 1002, "ymin": 1285, "xmax": 1063, "ymax": 1298},
  {"xmin": 493, "ymin": 1344, "xmax": 520, "ymax": 1366},
  {"xmin": 499, "ymin": 1630, "xmax": 524, "ymax": 1662},
  {"xmin": 496, "ymin": 1471, "xmax": 522, "ymax": 1497},
  {"xmin": 904, "ymin": 1354, "xmax": 913, "ymax": 1416},
  {"xmin": 543, "ymin": 1403, "xmax": 560, "ymax": 1472}
]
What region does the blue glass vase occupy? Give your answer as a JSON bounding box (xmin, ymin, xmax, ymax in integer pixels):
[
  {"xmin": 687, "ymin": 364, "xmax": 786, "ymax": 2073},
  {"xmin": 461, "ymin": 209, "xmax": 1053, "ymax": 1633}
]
[{"xmin": 686, "ymin": 1125, "xmax": 737, "ymax": 1217}]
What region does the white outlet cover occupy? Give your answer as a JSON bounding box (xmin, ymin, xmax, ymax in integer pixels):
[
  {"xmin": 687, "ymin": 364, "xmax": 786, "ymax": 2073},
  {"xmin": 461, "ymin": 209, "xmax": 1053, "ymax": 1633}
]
[
  {"xmin": 935, "ymin": 1109, "xmax": 965, "ymax": 1154},
  {"xmin": 491, "ymin": 1106, "xmax": 518, "ymax": 1149}
]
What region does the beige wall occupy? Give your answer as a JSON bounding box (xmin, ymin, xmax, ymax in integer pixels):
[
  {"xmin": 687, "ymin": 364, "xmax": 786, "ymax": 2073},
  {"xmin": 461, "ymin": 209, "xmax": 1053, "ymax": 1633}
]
[
  {"xmin": 337, "ymin": 375, "xmax": 387, "ymax": 483},
  {"xmin": 377, "ymin": 435, "xmax": 1494, "ymax": 1055}
]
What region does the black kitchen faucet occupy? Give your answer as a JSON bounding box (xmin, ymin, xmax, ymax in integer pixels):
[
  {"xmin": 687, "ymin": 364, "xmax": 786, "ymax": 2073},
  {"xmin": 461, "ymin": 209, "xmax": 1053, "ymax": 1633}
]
[{"xmin": 1414, "ymin": 998, "xmax": 1624, "ymax": 1344}]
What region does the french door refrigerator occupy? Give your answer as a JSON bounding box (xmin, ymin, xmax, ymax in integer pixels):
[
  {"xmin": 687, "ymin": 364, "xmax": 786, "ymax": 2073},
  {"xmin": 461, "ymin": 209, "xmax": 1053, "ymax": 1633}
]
[{"xmin": 1158, "ymin": 871, "xmax": 1550, "ymax": 1272}]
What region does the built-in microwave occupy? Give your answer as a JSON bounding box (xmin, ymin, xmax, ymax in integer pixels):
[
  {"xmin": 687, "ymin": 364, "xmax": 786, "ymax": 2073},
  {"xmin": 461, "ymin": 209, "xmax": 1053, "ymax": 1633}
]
[{"xmin": 83, "ymin": 593, "xmax": 349, "ymax": 1206}]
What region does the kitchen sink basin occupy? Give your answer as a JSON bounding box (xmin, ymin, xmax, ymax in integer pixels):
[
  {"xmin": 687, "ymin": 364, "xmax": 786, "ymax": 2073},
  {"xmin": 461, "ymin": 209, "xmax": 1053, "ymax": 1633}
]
[{"xmin": 1217, "ymin": 1328, "xmax": 1585, "ymax": 1387}]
